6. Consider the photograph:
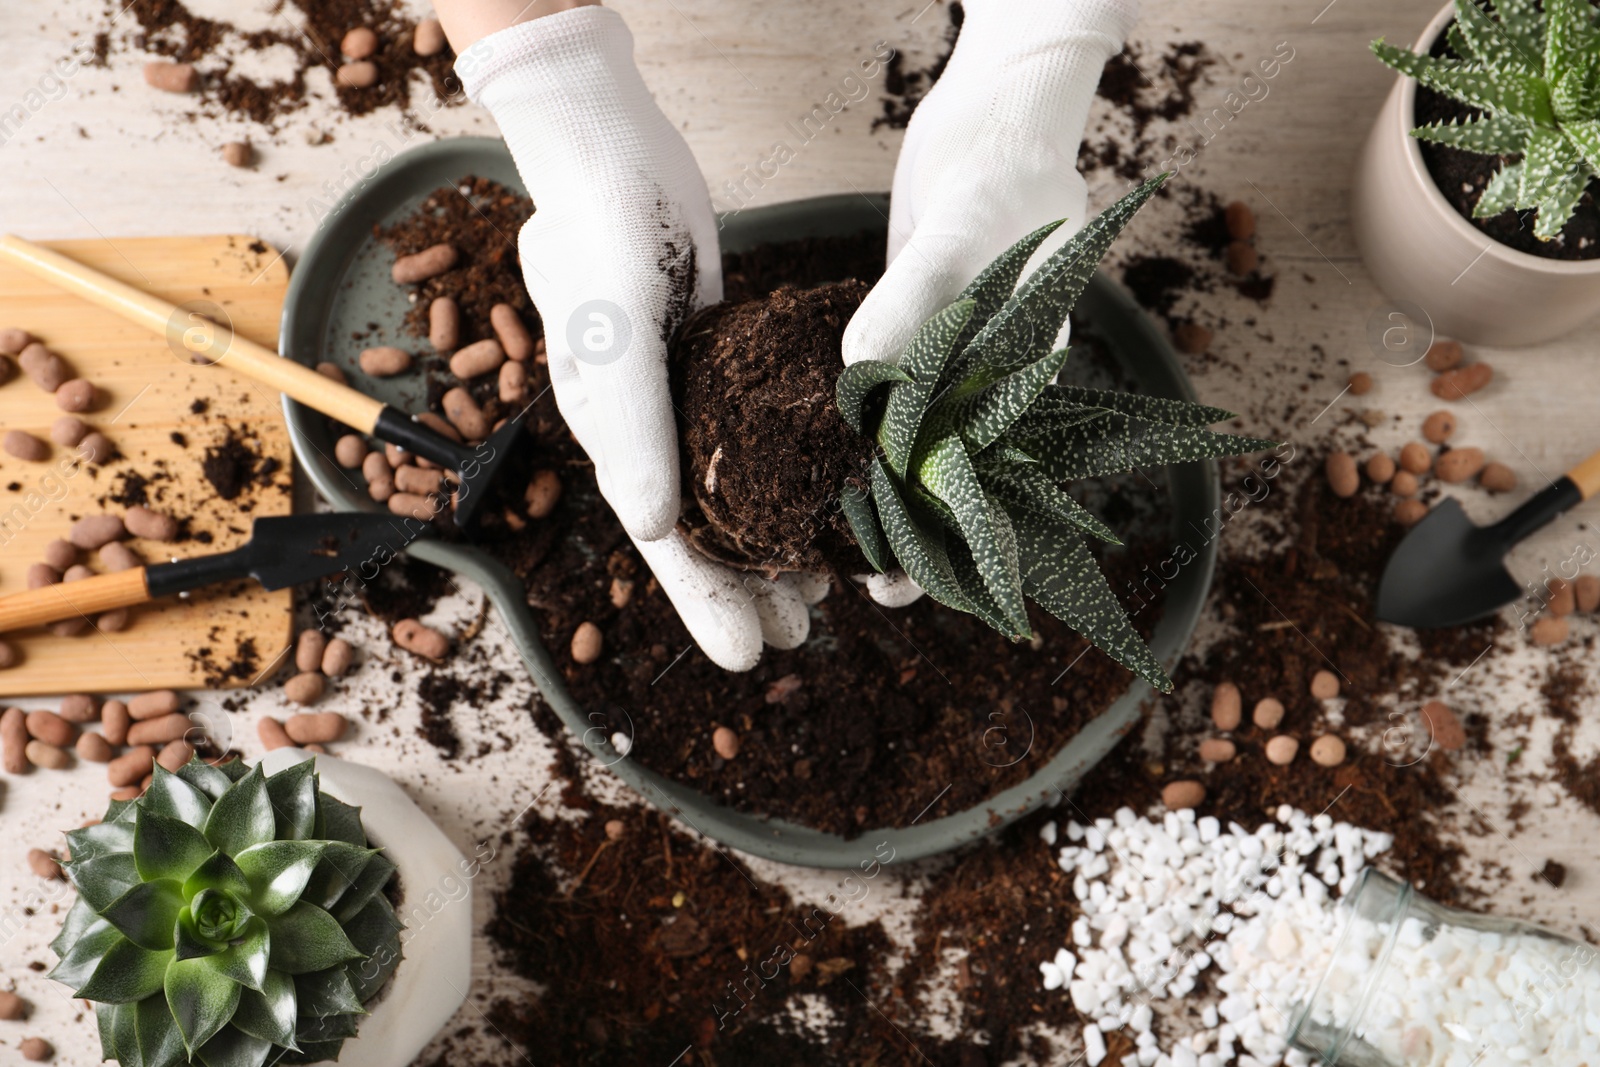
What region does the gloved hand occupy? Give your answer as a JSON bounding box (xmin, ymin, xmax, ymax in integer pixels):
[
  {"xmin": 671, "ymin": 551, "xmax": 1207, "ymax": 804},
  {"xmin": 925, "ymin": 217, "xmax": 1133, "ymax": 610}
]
[
  {"xmin": 841, "ymin": 0, "xmax": 1138, "ymax": 608},
  {"xmin": 454, "ymin": 6, "xmax": 813, "ymax": 670}
]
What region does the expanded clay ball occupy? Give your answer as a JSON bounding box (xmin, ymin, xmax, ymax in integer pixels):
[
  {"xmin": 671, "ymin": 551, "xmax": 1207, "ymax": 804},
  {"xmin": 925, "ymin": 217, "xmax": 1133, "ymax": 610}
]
[
  {"xmin": 571, "ymin": 622, "xmax": 603, "ymax": 664},
  {"xmin": 1264, "ymin": 735, "xmax": 1299, "ymax": 765},
  {"xmin": 1252, "ymin": 697, "xmax": 1285, "ymax": 730},
  {"xmin": 1210, "ymin": 682, "xmax": 1241, "ymax": 730},
  {"xmin": 1161, "ymin": 780, "xmax": 1205, "ymax": 810},
  {"xmin": 1310, "ymin": 670, "xmax": 1340, "ymax": 699},
  {"xmin": 1324, "ymin": 452, "xmax": 1358, "ymax": 498},
  {"xmin": 1310, "ymin": 734, "xmax": 1347, "ymax": 767}
]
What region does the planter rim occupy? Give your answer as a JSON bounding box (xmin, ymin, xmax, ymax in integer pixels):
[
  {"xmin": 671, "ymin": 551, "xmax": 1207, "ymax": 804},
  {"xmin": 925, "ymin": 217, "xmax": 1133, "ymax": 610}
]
[
  {"xmin": 277, "ymin": 136, "xmax": 1221, "ymax": 869},
  {"xmin": 1391, "ymin": 1, "xmax": 1600, "ymax": 276}
]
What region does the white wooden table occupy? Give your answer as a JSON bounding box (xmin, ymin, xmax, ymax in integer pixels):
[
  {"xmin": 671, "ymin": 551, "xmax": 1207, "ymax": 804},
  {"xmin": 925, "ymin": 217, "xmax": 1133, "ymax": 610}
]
[{"xmin": 3, "ymin": 0, "xmax": 1599, "ymax": 1062}]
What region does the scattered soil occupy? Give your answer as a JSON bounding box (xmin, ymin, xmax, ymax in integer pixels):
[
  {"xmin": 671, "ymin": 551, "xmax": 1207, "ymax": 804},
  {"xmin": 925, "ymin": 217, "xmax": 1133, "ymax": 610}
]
[
  {"xmin": 874, "ymin": 2, "xmax": 963, "ymax": 130},
  {"xmin": 479, "ymin": 800, "xmax": 903, "ymax": 1065},
  {"xmin": 1074, "ymin": 43, "xmax": 1277, "ymax": 329},
  {"xmin": 377, "ymin": 175, "xmax": 539, "ymax": 350},
  {"xmin": 200, "ymin": 428, "xmax": 280, "ymax": 502},
  {"xmin": 1080, "ymin": 41, "xmax": 1217, "ymax": 183},
  {"xmin": 470, "ymin": 456, "xmax": 1485, "ymax": 1061},
  {"xmin": 671, "ymin": 280, "xmax": 875, "ymax": 574},
  {"xmin": 103, "ymin": 0, "xmax": 461, "ymax": 131},
  {"xmin": 1141, "ymin": 472, "xmax": 1486, "ymax": 901},
  {"xmin": 1414, "ymin": 27, "xmax": 1600, "ymax": 260}
]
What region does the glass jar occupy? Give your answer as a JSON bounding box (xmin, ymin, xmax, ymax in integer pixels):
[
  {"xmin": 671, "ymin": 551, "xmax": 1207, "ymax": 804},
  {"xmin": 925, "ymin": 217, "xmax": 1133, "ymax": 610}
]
[{"xmin": 1287, "ymin": 867, "xmax": 1600, "ymax": 1066}]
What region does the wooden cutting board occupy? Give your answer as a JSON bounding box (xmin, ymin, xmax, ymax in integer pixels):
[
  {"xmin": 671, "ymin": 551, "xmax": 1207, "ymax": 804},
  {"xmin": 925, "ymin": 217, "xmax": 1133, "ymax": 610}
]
[{"xmin": 0, "ymin": 236, "xmax": 294, "ymax": 696}]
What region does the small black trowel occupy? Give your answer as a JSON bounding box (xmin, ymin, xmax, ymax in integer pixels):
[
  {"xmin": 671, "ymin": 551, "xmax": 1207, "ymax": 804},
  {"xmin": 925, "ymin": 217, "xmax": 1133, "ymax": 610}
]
[
  {"xmin": 0, "ymin": 513, "xmax": 425, "ymax": 633},
  {"xmin": 1376, "ymin": 454, "xmax": 1600, "ymax": 628}
]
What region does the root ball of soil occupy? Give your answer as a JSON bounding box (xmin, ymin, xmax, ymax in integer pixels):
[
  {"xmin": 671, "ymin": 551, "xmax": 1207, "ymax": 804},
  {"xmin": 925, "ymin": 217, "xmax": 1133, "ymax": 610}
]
[{"xmin": 670, "ymin": 281, "xmax": 877, "ymax": 574}]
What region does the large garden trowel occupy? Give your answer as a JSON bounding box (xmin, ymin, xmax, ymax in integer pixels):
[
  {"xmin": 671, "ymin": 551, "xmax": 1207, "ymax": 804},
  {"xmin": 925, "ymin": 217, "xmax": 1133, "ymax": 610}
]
[
  {"xmin": 1376, "ymin": 451, "xmax": 1600, "ymax": 628},
  {"xmin": 0, "ymin": 234, "xmax": 524, "ymax": 528}
]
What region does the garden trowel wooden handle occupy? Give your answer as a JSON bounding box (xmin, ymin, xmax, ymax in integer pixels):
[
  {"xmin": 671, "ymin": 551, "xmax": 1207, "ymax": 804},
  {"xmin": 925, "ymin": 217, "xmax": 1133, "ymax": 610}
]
[
  {"xmin": 1567, "ymin": 451, "xmax": 1600, "ymax": 500},
  {"xmin": 0, "ymin": 569, "xmax": 151, "ymax": 632},
  {"xmin": 0, "ymin": 234, "xmax": 385, "ymax": 435}
]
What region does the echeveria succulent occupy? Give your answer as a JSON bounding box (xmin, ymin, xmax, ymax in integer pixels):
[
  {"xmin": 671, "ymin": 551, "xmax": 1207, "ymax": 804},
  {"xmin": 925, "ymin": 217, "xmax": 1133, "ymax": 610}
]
[
  {"xmin": 836, "ymin": 173, "xmax": 1275, "ymax": 691},
  {"xmin": 1374, "ymin": 0, "xmax": 1600, "ymax": 239},
  {"xmin": 50, "ymin": 757, "xmax": 403, "ymax": 1067}
]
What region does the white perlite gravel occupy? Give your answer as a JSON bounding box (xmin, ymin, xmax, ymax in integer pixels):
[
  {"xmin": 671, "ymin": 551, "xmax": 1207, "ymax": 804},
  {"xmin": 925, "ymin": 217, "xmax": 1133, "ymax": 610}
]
[{"xmin": 1035, "ymin": 805, "xmax": 1394, "ymax": 1067}]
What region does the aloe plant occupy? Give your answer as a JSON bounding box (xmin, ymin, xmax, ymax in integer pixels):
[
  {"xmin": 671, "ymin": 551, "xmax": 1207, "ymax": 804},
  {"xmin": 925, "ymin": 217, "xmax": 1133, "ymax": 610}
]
[
  {"xmin": 49, "ymin": 757, "xmax": 402, "ymax": 1067},
  {"xmin": 834, "ymin": 173, "xmax": 1275, "ymax": 692},
  {"xmin": 1373, "ymin": 0, "xmax": 1600, "ymax": 239}
]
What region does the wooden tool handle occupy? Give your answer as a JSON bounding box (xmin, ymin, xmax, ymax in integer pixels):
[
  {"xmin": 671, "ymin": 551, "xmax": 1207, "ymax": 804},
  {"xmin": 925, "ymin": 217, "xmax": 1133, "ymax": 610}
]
[
  {"xmin": 1569, "ymin": 452, "xmax": 1600, "ymax": 500},
  {"xmin": 0, "ymin": 234, "xmax": 385, "ymax": 435},
  {"xmin": 0, "ymin": 569, "xmax": 151, "ymax": 632}
]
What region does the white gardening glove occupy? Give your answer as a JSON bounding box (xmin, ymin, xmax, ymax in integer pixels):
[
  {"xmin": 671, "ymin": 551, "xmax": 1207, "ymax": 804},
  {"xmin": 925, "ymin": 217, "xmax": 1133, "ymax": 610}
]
[
  {"xmin": 842, "ymin": 0, "xmax": 1138, "ymax": 608},
  {"xmin": 457, "ymin": 7, "xmax": 811, "ymax": 670}
]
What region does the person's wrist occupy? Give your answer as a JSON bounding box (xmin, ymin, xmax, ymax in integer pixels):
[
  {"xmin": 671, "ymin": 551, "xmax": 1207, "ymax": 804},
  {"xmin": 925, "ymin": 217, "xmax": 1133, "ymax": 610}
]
[{"xmin": 431, "ymin": 0, "xmax": 600, "ymax": 54}]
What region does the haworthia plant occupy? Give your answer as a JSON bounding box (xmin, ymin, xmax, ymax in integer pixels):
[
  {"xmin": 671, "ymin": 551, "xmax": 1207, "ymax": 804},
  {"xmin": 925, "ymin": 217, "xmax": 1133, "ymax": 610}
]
[
  {"xmin": 50, "ymin": 757, "xmax": 403, "ymax": 1067},
  {"xmin": 836, "ymin": 173, "xmax": 1276, "ymax": 692},
  {"xmin": 1373, "ymin": 0, "xmax": 1600, "ymax": 239}
]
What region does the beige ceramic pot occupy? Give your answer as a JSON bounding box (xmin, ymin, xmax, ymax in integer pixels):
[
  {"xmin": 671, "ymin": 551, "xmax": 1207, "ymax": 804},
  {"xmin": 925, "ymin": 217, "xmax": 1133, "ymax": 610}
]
[{"xmin": 1352, "ymin": 2, "xmax": 1600, "ymax": 347}]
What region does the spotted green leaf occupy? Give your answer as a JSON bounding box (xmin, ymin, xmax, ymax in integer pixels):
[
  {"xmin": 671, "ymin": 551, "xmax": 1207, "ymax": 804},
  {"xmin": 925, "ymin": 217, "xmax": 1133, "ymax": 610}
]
[
  {"xmin": 980, "ymin": 464, "xmax": 1121, "ymax": 544},
  {"xmin": 917, "ymin": 436, "xmax": 1028, "ymax": 635},
  {"xmin": 1475, "ymin": 161, "xmax": 1526, "ymax": 216},
  {"xmin": 1372, "ymin": 40, "xmax": 1555, "ymax": 123},
  {"xmin": 836, "ymin": 359, "xmax": 913, "ymax": 432},
  {"xmin": 927, "ymin": 344, "xmax": 1071, "ymax": 454},
  {"xmin": 1492, "ymin": 0, "xmax": 1547, "ymax": 57},
  {"xmin": 956, "ymin": 175, "xmax": 1167, "ymax": 383},
  {"xmin": 879, "ymin": 300, "xmax": 974, "ymax": 476},
  {"xmin": 1412, "ymin": 113, "xmax": 1533, "ymax": 154},
  {"xmin": 1014, "ymin": 515, "xmax": 1171, "ymax": 691},
  {"xmin": 1454, "ymin": 0, "xmax": 1540, "ymax": 72},
  {"xmin": 1519, "ymin": 126, "xmax": 1587, "ymax": 212},
  {"xmin": 1017, "ymin": 412, "xmax": 1279, "ymax": 482},
  {"xmin": 838, "ymin": 483, "xmax": 889, "ymax": 573},
  {"xmin": 870, "ymin": 458, "xmax": 972, "ymax": 613},
  {"xmin": 1036, "ymin": 384, "xmax": 1234, "ymax": 428},
  {"xmin": 1536, "ymin": 160, "xmax": 1593, "ymax": 237},
  {"xmin": 940, "ymin": 219, "xmax": 1068, "ymax": 387},
  {"xmin": 1562, "ymin": 117, "xmax": 1600, "ymax": 171}
]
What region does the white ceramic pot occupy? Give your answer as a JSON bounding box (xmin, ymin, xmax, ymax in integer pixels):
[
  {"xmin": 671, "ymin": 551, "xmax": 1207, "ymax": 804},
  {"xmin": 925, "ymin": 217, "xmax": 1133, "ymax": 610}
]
[
  {"xmin": 1352, "ymin": 2, "xmax": 1600, "ymax": 347},
  {"xmin": 260, "ymin": 749, "xmax": 472, "ymax": 1067}
]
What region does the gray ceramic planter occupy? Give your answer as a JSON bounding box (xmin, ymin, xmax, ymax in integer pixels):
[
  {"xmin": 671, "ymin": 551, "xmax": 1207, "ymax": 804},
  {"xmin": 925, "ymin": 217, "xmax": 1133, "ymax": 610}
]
[{"xmin": 280, "ymin": 137, "xmax": 1219, "ymax": 869}]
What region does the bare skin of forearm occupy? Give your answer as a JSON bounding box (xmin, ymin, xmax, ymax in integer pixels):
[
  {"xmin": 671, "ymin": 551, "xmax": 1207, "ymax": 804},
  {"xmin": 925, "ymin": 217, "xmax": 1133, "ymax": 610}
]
[{"xmin": 430, "ymin": 0, "xmax": 601, "ymax": 52}]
